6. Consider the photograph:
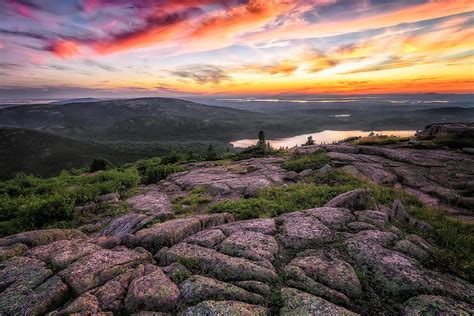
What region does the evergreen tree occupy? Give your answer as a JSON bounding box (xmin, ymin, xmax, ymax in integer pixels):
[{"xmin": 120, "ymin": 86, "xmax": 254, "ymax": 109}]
[
  {"xmin": 256, "ymin": 130, "xmax": 266, "ymax": 150},
  {"xmin": 304, "ymin": 135, "xmax": 315, "ymax": 146},
  {"xmin": 206, "ymin": 144, "xmax": 217, "ymax": 160}
]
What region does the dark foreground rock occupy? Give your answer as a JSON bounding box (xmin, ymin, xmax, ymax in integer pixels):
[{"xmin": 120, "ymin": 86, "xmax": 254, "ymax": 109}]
[{"xmin": 0, "ymin": 189, "xmax": 472, "ymax": 315}]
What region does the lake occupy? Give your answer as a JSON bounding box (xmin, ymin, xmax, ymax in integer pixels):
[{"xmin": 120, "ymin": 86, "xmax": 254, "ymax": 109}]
[{"xmin": 231, "ymin": 130, "xmax": 417, "ymax": 148}]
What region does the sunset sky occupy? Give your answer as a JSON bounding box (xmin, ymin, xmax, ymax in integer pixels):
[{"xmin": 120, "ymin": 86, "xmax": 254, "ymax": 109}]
[{"xmin": 0, "ymin": 0, "xmax": 473, "ymax": 98}]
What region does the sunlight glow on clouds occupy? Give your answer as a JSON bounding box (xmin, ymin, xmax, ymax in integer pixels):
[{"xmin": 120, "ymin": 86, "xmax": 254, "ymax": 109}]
[{"xmin": 0, "ymin": 0, "xmax": 473, "ymax": 97}]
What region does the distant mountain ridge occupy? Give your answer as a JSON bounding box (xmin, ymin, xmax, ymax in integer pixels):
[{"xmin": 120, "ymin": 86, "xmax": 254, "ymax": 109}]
[{"xmin": 49, "ymin": 97, "xmax": 107, "ymax": 105}]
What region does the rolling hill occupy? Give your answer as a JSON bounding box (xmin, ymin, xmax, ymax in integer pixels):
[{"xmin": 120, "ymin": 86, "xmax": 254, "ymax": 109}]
[{"xmin": 0, "ymin": 128, "xmax": 141, "ymax": 179}]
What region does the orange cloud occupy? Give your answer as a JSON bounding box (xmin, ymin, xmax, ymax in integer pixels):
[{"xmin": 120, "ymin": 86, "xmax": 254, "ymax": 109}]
[
  {"xmin": 266, "ymin": 61, "xmax": 298, "ymax": 75},
  {"xmin": 191, "ymin": 0, "xmax": 293, "ymax": 38},
  {"xmin": 93, "ymin": 22, "xmax": 185, "ymax": 55},
  {"xmin": 49, "ymin": 41, "xmax": 79, "ymax": 58},
  {"xmin": 78, "ymin": 0, "xmax": 298, "ymax": 57},
  {"xmin": 245, "ymin": 0, "xmax": 473, "ymax": 43}
]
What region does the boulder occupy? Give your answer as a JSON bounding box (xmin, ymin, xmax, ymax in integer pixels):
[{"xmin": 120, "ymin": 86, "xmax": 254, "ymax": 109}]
[
  {"xmin": 392, "ymin": 199, "xmax": 410, "ymax": 221},
  {"xmin": 159, "ymin": 243, "xmax": 277, "ymax": 283},
  {"xmin": 126, "ymin": 188, "xmax": 173, "ymax": 214},
  {"xmin": 97, "ymin": 192, "xmax": 120, "ymax": 203},
  {"xmin": 95, "ymin": 236, "xmax": 121, "ymax": 249},
  {"xmin": 401, "ymin": 295, "xmax": 474, "ymax": 315},
  {"xmin": 0, "ymin": 243, "xmax": 28, "ymax": 261},
  {"xmin": 377, "ymin": 204, "xmax": 395, "ymax": 221},
  {"xmin": 280, "ymin": 288, "xmax": 358, "ymax": 315},
  {"xmin": 283, "ymin": 171, "xmax": 298, "ymax": 181},
  {"xmin": 288, "ymin": 253, "xmax": 362, "ymax": 298},
  {"xmin": 298, "ymin": 169, "xmax": 314, "ymax": 177},
  {"xmin": 93, "ymin": 279, "xmax": 127, "ymax": 312},
  {"xmin": 25, "ymin": 239, "xmax": 101, "ymax": 270},
  {"xmin": 184, "ymin": 229, "xmax": 227, "ymax": 248},
  {"xmin": 0, "ymin": 228, "xmax": 86, "ymax": 247},
  {"xmin": 59, "ymin": 248, "xmax": 150, "ymax": 294},
  {"xmin": 347, "ymin": 221, "xmax": 378, "ymax": 232},
  {"xmin": 462, "ymin": 147, "xmax": 474, "ymax": 155},
  {"xmin": 184, "ymin": 300, "xmax": 268, "ymax": 315},
  {"xmin": 208, "ymin": 182, "xmax": 232, "ymax": 196},
  {"xmin": 394, "ymin": 239, "xmax": 429, "ymax": 262},
  {"xmin": 59, "ymin": 293, "xmax": 101, "ymax": 314},
  {"xmin": 414, "ymin": 220, "xmax": 433, "ymax": 232},
  {"xmin": 233, "ymin": 280, "xmax": 271, "ymax": 298},
  {"xmin": 218, "ymin": 218, "xmax": 276, "ymax": 236},
  {"xmin": 319, "ymin": 164, "xmax": 332, "ymax": 174},
  {"xmin": 99, "ymin": 213, "xmax": 162, "ymax": 238},
  {"xmin": 136, "ymin": 214, "xmax": 234, "ymax": 253},
  {"xmin": 219, "ymin": 231, "xmax": 278, "ymax": 262},
  {"xmin": 278, "ymin": 212, "xmax": 333, "ymax": 250},
  {"xmin": 284, "ymin": 264, "xmax": 350, "ymax": 306},
  {"xmin": 179, "ymin": 275, "xmax": 265, "ymax": 305},
  {"xmin": 161, "ymin": 262, "xmax": 191, "ymax": 284},
  {"xmin": 0, "ymin": 257, "xmax": 69, "ymax": 315},
  {"xmin": 354, "ymin": 210, "xmax": 389, "ymax": 229},
  {"xmin": 344, "ymin": 230, "xmax": 474, "ymax": 302},
  {"xmin": 415, "ymin": 122, "xmax": 474, "ymax": 140},
  {"xmin": 124, "ymin": 267, "xmax": 179, "ymax": 313},
  {"xmin": 304, "ymin": 207, "xmax": 355, "ymax": 230},
  {"xmin": 408, "ymin": 138, "xmax": 417, "ymax": 145},
  {"xmin": 325, "ymin": 189, "xmax": 374, "ymax": 210},
  {"xmin": 73, "ymin": 202, "xmax": 97, "ymax": 216},
  {"xmin": 243, "ymin": 179, "xmax": 271, "ymax": 198}
]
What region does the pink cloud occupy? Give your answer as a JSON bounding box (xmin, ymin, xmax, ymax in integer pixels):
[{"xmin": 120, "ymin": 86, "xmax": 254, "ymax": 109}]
[{"xmin": 48, "ymin": 41, "xmax": 80, "ymax": 58}]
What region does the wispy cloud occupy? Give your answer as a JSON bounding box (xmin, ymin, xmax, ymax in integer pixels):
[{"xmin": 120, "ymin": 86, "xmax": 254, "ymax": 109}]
[
  {"xmin": 170, "ymin": 64, "xmax": 230, "ymax": 84},
  {"xmin": 0, "ymin": 0, "xmax": 472, "ymax": 95}
]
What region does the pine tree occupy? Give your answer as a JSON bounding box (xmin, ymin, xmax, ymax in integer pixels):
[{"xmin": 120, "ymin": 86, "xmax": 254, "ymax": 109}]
[
  {"xmin": 206, "ymin": 144, "xmax": 217, "ymax": 160},
  {"xmin": 256, "ymin": 130, "xmax": 266, "ymax": 150},
  {"xmin": 304, "ymin": 136, "xmax": 315, "ymax": 146}
]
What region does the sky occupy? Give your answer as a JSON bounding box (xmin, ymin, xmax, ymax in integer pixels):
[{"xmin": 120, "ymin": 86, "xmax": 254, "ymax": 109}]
[{"xmin": 0, "ymin": 0, "xmax": 473, "ymax": 99}]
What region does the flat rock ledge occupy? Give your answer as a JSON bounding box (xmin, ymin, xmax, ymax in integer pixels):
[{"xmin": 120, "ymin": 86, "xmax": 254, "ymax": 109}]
[
  {"xmin": 297, "ymin": 143, "xmax": 474, "ymax": 219},
  {"xmin": 0, "ymin": 190, "xmax": 473, "ymax": 315}
]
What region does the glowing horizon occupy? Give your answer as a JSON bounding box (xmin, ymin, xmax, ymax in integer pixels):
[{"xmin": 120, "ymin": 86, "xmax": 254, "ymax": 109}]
[{"xmin": 1, "ymin": 0, "xmax": 473, "ymax": 98}]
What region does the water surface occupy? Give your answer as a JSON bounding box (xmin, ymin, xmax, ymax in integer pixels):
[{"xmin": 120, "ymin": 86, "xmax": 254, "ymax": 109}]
[{"xmin": 231, "ymin": 130, "xmax": 416, "ymax": 148}]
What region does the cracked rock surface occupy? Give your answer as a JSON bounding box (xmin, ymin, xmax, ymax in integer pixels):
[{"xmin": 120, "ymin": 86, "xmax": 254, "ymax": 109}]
[{"xmin": 1, "ymin": 188, "xmax": 473, "ymax": 315}]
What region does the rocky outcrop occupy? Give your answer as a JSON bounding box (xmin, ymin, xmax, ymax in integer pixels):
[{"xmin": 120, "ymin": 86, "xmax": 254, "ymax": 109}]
[
  {"xmin": 0, "ymin": 190, "xmax": 472, "ymax": 315},
  {"xmin": 0, "ymin": 228, "xmax": 86, "ymax": 248},
  {"xmin": 415, "ymin": 122, "xmax": 474, "ymax": 140},
  {"xmin": 168, "ymin": 157, "xmax": 287, "ymax": 198},
  {"xmin": 97, "ymin": 157, "xmax": 290, "ymax": 238},
  {"xmin": 135, "ymin": 213, "xmax": 234, "ymax": 252},
  {"xmin": 299, "ymin": 143, "xmax": 474, "ymax": 219}
]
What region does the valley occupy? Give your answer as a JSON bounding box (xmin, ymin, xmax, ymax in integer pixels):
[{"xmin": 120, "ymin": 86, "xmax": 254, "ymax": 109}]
[{"xmin": 1, "ymin": 96, "xmax": 473, "ymax": 179}]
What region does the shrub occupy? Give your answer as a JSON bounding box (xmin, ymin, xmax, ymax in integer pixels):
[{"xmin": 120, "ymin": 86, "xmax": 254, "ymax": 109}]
[
  {"xmin": 142, "ymin": 164, "xmax": 186, "ymax": 185},
  {"xmin": 208, "ymin": 173, "xmax": 364, "ymax": 220},
  {"xmin": 283, "ymin": 150, "xmax": 329, "ymax": 172},
  {"xmin": 90, "ymin": 158, "xmax": 115, "ymax": 172},
  {"xmin": 0, "ymin": 168, "xmax": 140, "ymax": 236},
  {"xmin": 352, "ymin": 136, "xmax": 410, "ymax": 146},
  {"xmin": 173, "ymin": 186, "xmax": 213, "ymax": 215}
]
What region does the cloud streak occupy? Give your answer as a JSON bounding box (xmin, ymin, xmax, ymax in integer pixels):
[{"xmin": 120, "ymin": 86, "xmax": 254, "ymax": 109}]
[{"xmin": 0, "ymin": 0, "xmax": 473, "ymax": 96}]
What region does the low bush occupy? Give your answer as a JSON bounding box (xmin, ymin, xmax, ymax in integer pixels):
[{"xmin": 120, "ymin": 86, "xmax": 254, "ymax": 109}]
[
  {"xmin": 141, "ymin": 164, "xmax": 186, "ymax": 185},
  {"xmin": 0, "ymin": 168, "xmax": 140, "ymax": 236},
  {"xmin": 89, "ymin": 158, "xmax": 115, "ymax": 172},
  {"xmin": 172, "ymin": 186, "xmax": 213, "ymax": 215},
  {"xmin": 352, "ymin": 136, "xmax": 410, "ymax": 146},
  {"xmin": 283, "ymin": 150, "xmax": 329, "ymax": 172}
]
